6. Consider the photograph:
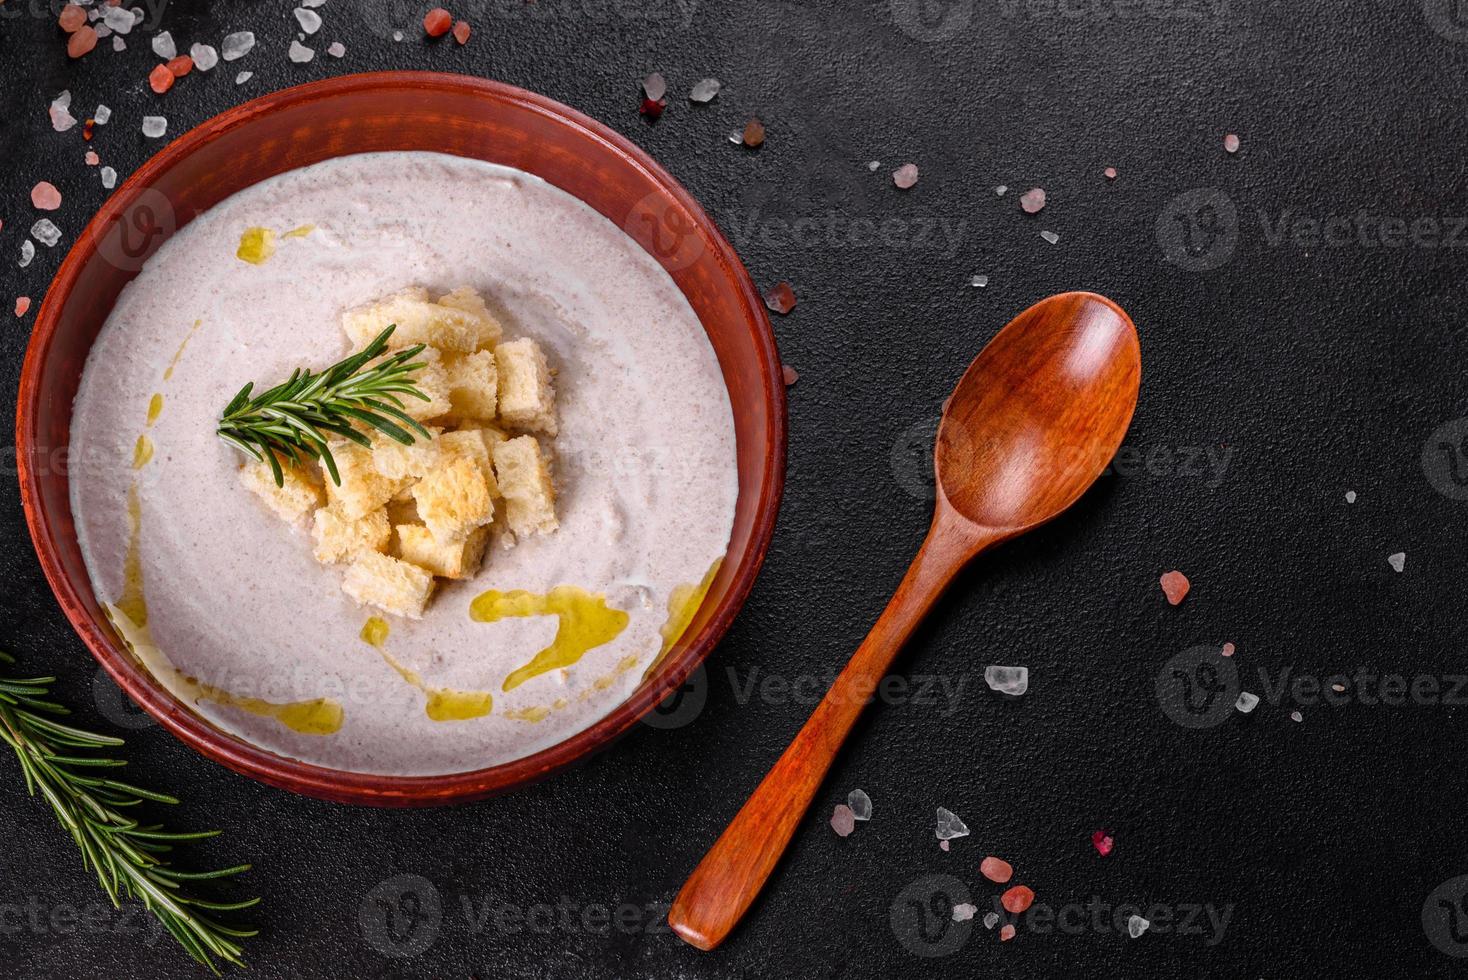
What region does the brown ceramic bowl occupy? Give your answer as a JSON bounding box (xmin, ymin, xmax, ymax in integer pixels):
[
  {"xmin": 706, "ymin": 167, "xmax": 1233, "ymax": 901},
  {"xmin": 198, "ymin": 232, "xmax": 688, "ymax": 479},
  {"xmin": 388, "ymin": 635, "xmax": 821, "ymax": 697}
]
[{"xmin": 17, "ymin": 72, "xmax": 785, "ymax": 806}]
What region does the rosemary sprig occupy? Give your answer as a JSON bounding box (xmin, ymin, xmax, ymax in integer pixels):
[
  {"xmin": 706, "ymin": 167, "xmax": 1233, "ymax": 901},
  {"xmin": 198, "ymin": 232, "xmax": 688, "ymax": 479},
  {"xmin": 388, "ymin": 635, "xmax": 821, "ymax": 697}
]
[
  {"xmin": 217, "ymin": 325, "xmax": 431, "ymax": 486},
  {"xmin": 0, "ymin": 649, "xmax": 257, "ymax": 973}
]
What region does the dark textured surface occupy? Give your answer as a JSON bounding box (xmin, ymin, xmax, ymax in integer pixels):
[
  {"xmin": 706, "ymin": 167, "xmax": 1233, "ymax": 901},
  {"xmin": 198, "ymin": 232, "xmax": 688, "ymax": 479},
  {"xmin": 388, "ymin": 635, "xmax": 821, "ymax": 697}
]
[{"xmin": 4, "ymin": 1, "xmax": 1468, "ymax": 976}]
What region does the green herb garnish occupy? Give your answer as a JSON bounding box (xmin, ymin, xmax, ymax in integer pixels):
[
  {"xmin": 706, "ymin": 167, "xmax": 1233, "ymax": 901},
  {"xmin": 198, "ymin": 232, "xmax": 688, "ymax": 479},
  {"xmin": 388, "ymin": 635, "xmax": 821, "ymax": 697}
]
[
  {"xmin": 0, "ymin": 650, "xmax": 257, "ymax": 972},
  {"xmin": 217, "ymin": 325, "xmax": 431, "ymax": 486}
]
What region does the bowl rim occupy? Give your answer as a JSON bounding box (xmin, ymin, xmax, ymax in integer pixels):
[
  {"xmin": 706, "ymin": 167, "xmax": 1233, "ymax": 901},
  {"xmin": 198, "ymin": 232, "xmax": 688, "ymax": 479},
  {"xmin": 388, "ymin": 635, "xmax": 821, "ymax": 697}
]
[{"xmin": 16, "ymin": 71, "xmax": 787, "ymax": 806}]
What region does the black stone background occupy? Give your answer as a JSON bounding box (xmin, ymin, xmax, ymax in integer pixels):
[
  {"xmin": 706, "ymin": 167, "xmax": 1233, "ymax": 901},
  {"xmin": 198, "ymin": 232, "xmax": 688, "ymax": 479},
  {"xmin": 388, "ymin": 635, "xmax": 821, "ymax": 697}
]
[{"xmin": 3, "ymin": 0, "xmax": 1468, "ymax": 977}]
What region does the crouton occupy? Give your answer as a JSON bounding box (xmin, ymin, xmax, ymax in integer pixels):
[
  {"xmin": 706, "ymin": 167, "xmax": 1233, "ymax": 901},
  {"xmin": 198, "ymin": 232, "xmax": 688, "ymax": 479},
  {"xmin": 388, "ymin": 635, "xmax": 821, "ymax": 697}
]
[
  {"xmin": 341, "ymin": 286, "xmax": 500, "ymax": 353},
  {"xmin": 324, "ymin": 441, "xmax": 406, "ymax": 521},
  {"xmin": 311, "ymin": 506, "xmax": 390, "ymax": 565},
  {"xmin": 239, "ymin": 455, "xmax": 323, "ymax": 523},
  {"xmin": 492, "ymin": 435, "xmax": 558, "ymax": 536},
  {"xmin": 395, "ymin": 524, "xmax": 491, "ymax": 580},
  {"xmin": 494, "ymin": 338, "xmax": 557, "ymax": 435},
  {"xmin": 436, "ymin": 287, "xmax": 501, "ymax": 342},
  {"xmin": 412, "ymin": 456, "xmax": 494, "ymax": 542},
  {"xmin": 341, "ymin": 553, "xmax": 436, "ymax": 619},
  {"xmin": 440, "ymin": 349, "xmax": 498, "ymax": 422},
  {"xmin": 437, "ymin": 430, "xmax": 500, "ymax": 495},
  {"xmin": 372, "ymin": 425, "xmax": 444, "ymax": 483}
]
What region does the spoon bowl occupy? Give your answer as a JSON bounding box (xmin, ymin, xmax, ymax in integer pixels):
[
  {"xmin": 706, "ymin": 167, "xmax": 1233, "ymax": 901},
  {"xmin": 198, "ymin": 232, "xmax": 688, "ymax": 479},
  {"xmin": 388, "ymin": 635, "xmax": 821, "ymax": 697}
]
[
  {"xmin": 668, "ymin": 291, "xmax": 1140, "ymax": 951},
  {"xmin": 938, "ymin": 292, "xmax": 1140, "ymax": 530}
]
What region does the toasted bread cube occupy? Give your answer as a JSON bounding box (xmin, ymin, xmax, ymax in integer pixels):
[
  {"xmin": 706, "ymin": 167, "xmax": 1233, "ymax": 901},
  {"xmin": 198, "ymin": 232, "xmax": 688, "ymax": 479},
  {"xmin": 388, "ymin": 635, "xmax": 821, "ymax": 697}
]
[
  {"xmin": 341, "ymin": 552, "xmax": 436, "ymax": 619},
  {"xmin": 311, "ymin": 506, "xmax": 390, "ymax": 565},
  {"xmin": 325, "ymin": 441, "xmax": 406, "ymax": 521},
  {"xmin": 440, "ymin": 349, "xmax": 498, "ymax": 422},
  {"xmin": 397, "ymin": 346, "xmax": 452, "ymax": 421},
  {"xmin": 437, "ymin": 430, "xmax": 500, "ymax": 496},
  {"xmin": 341, "ymin": 286, "xmax": 499, "ymax": 353},
  {"xmin": 239, "ymin": 455, "xmax": 323, "ymax": 523},
  {"xmin": 436, "ymin": 287, "xmax": 501, "ymax": 345},
  {"xmin": 372, "ymin": 425, "xmax": 444, "ymax": 483},
  {"xmin": 412, "ymin": 456, "xmax": 494, "ymax": 542},
  {"xmin": 492, "ymin": 435, "xmax": 558, "ymax": 536},
  {"xmin": 494, "ymin": 338, "xmax": 557, "ymax": 435},
  {"xmin": 395, "ymin": 524, "xmax": 491, "ymax": 580},
  {"xmin": 386, "ymin": 496, "xmax": 421, "ymax": 527}
]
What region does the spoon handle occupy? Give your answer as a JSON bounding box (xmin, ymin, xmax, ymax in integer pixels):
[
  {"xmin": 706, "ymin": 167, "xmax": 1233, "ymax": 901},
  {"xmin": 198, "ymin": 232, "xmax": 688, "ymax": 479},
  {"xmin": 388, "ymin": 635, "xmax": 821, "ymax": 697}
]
[{"xmin": 667, "ymin": 508, "xmax": 994, "ymax": 951}]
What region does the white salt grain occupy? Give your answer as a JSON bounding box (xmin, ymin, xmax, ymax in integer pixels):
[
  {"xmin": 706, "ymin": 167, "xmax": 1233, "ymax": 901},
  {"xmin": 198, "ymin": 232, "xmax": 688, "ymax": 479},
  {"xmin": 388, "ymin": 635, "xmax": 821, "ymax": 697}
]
[
  {"xmin": 1290, "ymin": 710, "xmax": 1303, "ymax": 722},
  {"xmin": 289, "ymin": 40, "xmax": 315, "ymax": 63},
  {"xmin": 1235, "ymin": 691, "xmax": 1259, "ymax": 713},
  {"xmin": 847, "ymin": 788, "xmax": 872, "ymax": 821},
  {"xmin": 1345, "ymin": 490, "xmax": 1357, "ymax": 503},
  {"xmin": 141, "ymin": 116, "xmax": 167, "ymax": 139},
  {"xmin": 952, "ymin": 903, "xmax": 977, "ymax": 922},
  {"xmin": 101, "ymin": 5, "xmax": 133, "ymax": 33},
  {"xmin": 31, "ymin": 220, "xmax": 62, "ymax": 247},
  {"xmin": 935, "ymin": 807, "xmax": 969, "ymax": 841},
  {"xmin": 152, "ymin": 30, "xmax": 176, "ymax": 59},
  {"xmin": 191, "ymin": 43, "xmax": 219, "ymax": 71},
  {"xmin": 689, "ymin": 78, "xmax": 721, "ymax": 103},
  {"xmin": 221, "ymin": 31, "xmax": 255, "ymax": 61},
  {"xmin": 235, "ymin": 71, "xmax": 254, "ymax": 85},
  {"xmin": 19, "ymin": 240, "xmax": 35, "ymax": 267},
  {"xmin": 830, "ymin": 804, "xmax": 856, "ymax": 838},
  {"xmin": 100, "ymin": 167, "xmax": 118, "ymax": 189},
  {"xmin": 295, "ymin": 8, "xmax": 323, "ymax": 34},
  {"xmin": 327, "ymin": 41, "xmax": 346, "ymax": 57},
  {"xmin": 995, "ymin": 185, "xmax": 1008, "ymax": 195},
  {"xmin": 970, "ymin": 274, "xmax": 988, "ymax": 288},
  {"xmin": 983, "ymin": 912, "xmax": 1000, "ymax": 929},
  {"xmin": 984, "ymin": 665, "xmax": 1028, "ymax": 696},
  {"xmin": 1128, "ymin": 914, "xmax": 1150, "ymax": 938},
  {"xmin": 94, "ymin": 104, "xmax": 112, "ymax": 125},
  {"xmin": 112, "ymin": 36, "xmax": 125, "ymax": 51},
  {"xmin": 1388, "ymin": 552, "xmax": 1406, "ymax": 572},
  {"xmin": 1040, "ymin": 230, "xmax": 1060, "ymax": 245}
]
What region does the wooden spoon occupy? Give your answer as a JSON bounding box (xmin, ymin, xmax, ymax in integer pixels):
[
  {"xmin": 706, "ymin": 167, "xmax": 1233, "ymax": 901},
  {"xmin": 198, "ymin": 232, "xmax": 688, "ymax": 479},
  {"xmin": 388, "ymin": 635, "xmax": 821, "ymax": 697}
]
[{"xmin": 667, "ymin": 291, "xmax": 1141, "ymax": 950}]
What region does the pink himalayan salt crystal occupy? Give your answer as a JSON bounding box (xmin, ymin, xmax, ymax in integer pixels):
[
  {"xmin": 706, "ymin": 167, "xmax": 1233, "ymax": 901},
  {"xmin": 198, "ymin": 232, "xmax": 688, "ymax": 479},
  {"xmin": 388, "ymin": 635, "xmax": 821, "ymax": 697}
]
[
  {"xmin": 1104, "ymin": 167, "xmax": 1118, "ymax": 180},
  {"xmin": 939, "ymin": 840, "xmax": 950, "ymax": 851},
  {"xmin": 85, "ymin": 151, "xmax": 99, "ymax": 166},
  {"xmin": 15, "ymin": 297, "xmax": 31, "ymax": 317},
  {"xmin": 1019, "ymin": 187, "xmax": 1046, "ymax": 213},
  {"xmin": 999, "ymin": 924, "xmax": 1016, "ymax": 942},
  {"xmin": 1224, "ymin": 133, "xmax": 1241, "ymax": 154},
  {"xmin": 980, "ymin": 856, "xmax": 1013, "ymax": 883},
  {"xmin": 31, "ymin": 182, "xmax": 62, "ymax": 211},
  {"xmin": 1092, "ymin": 830, "xmax": 1114, "ymax": 856},
  {"xmin": 763, "ymin": 281, "xmax": 796, "ymax": 315},
  {"xmin": 1221, "ymin": 642, "xmax": 1235, "ymax": 657},
  {"xmin": 892, "ymin": 163, "xmax": 919, "ymax": 189},
  {"xmin": 831, "ymin": 803, "xmax": 856, "ymax": 837},
  {"xmin": 782, "ymin": 364, "xmax": 798, "ymax": 386},
  {"xmin": 1159, "ymin": 570, "xmax": 1190, "ymax": 605},
  {"xmin": 742, "ymin": 118, "xmax": 765, "ymax": 148}
]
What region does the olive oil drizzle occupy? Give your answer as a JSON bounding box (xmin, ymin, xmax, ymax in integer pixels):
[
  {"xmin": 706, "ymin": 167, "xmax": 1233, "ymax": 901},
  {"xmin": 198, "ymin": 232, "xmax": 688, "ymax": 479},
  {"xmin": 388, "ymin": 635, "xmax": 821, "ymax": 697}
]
[
  {"xmin": 644, "ymin": 558, "xmax": 722, "ymax": 680},
  {"xmin": 470, "ymin": 586, "xmax": 630, "ymax": 692},
  {"xmin": 359, "ymin": 617, "xmax": 494, "ymax": 722}
]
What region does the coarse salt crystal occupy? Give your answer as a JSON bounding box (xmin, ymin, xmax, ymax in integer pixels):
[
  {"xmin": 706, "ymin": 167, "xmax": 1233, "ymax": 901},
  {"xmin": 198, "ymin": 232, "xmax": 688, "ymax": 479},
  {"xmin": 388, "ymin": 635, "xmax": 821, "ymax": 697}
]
[
  {"xmin": 1290, "ymin": 710, "xmax": 1303, "ymax": 722},
  {"xmin": 152, "ymin": 30, "xmax": 176, "ymax": 58},
  {"xmin": 763, "ymin": 281, "xmax": 796, "ymax": 315},
  {"xmin": 221, "ymin": 31, "xmax": 255, "ymax": 61},
  {"xmin": 690, "ymin": 78, "xmax": 721, "ymax": 103},
  {"xmin": 1104, "ymin": 166, "xmax": 1118, "ymax": 180},
  {"xmin": 85, "ymin": 151, "xmax": 99, "ymax": 166},
  {"xmin": 935, "ymin": 807, "xmax": 969, "ymax": 841},
  {"xmin": 94, "ymin": 104, "xmax": 111, "ymax": 124},
  {"xmin": 15, "ymin": 297, "xmax": 32, "ymax": 317},
  {"xmin": 830, "ymin": 804, "xmax": 855, "ymax": 837},
  {"xmin": 289, "ymin": 40, "xmax": 315, "ymax": 62},
  {"xmin": 295, "ymin": 8, "xmax": 323, "ymax": 33},
  {"xmin": 31, "ymin": 182, "xmax": 62, "ymax": 211},
  {"xmin": 983, "ymin": 912, "xmax": 999, "ymax": 929},
  {"xmin": 939, "ymin": 840, "xmax": 950, "ymax": 851},
  {"xmin": 141, "ymin": 116, "xmax": 167, "ymax": 138},
  {"xmin": 1019, "ymin": 187, "xmax": 1046, "ymax": 213},
  {"xmin": 19, "ymin": 241, "xmax": 35, "ymax": 267},
  {"xmin": 995, "ymin": 185, "xmax": 1008, "ymax": 195},
  {"xmin": 1128, "ymin": 914, "xmax": 1150, "ymax": 938},
  {"xmin": 642, "ymin": 72, "xmax": 667, "ymax": 102},
  {"xmin": 782, "ymin": 364, "xmax": 798, "ymax": 386},
  {"xmin": 1222, "ymin": 642, "xmax": 1235, "ymax": 656},
  {"xmin": 1159, "ymin": 569, "xmax": 1189, "ymax": 605},
  {"xmin": 984, "ymin": 665, "xmax": 1027, "ymax": 696},
  {"xmin": 327, "ymin": 41, "xmax": 346, "ymax": 57},
  {"xmin": 1224, "ymin": 133, "xmax": 1241, "ymax": 154},
  {"xmin": 970, "ymin": 274, "xmax": 988, "ymax": 288},
  {"xmin": 892, "ymin": 163, "xmax": 919, "ymax": 189},
  {"xmin": 112, "ymin": 36, "xmax": 125, "ymax": 51},
  {"xmin": 980, "ymin": 856, "xmax": 1013, "ymax": 883},
  {"xmin": 1000, "ymin": 924, "xmax": 1016, "ymax": 941},
  {"xmin": 867, "ymin": 160, "xmax": 880, "ymax": 171},
  {"xmin": 1388, "ymin": 552, "xmax": 1405, "ymax": 572},
  {"xmin": 847, "ymin": 788, "xmax": 872, "ymax": 821},
  {"xmin": 1092, "ymin": 830, "xmax": 1114, "ymax": 856},
  {"xmin": 191, "ymin": 43, "xmax": 219, "ymax": 71},
  {"xmin": 1001, "ymin": 886, "xmax": 1035, "ymax": 914},
  {"xmin": 1345, "ymin": 490, "xmax": 1357, "ymax": 503},
  {"xmin": 31, "ymin": 219, "xmax": 62, "ymax": 247},
  {"xmin": 952, "ymin": 903, "xmax": 977, "ymax": 922},
  {"xmin": 1040, "ymin": 230, "xmax": 1060, "ymax": 245},
  {"xmin": 236, "ymin": 71, "xmax": 254, "ymax": 85},
  {"xmin": 100, "ymin": 167, "xmax": 118, "ymax": 189},
  {"xmin": 1235, "ymin": 691, "xmax": 1259, "ymax": 713},
  {"xmin": 101, "ymin": 5, "xmax": 133, "ymax": 33}
]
